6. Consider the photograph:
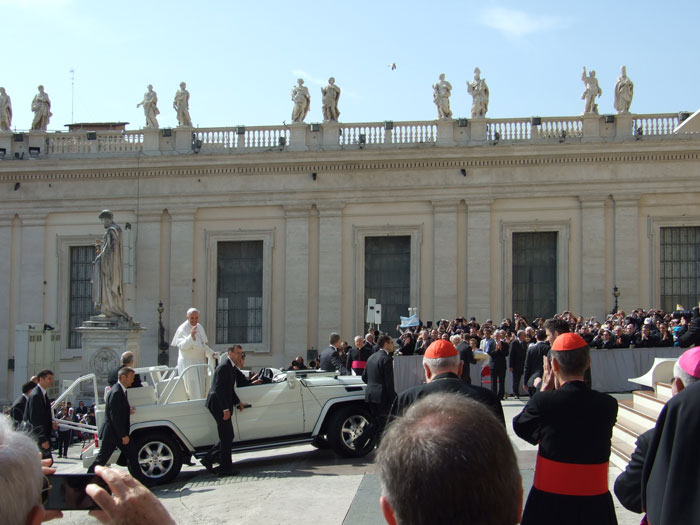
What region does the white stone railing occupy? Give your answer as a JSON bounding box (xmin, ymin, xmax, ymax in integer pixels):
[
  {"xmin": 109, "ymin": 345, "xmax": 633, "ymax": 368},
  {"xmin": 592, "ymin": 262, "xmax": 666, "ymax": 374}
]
[
  {"xmin": 633, "ymin": 114, "xmax": 680, "ymax": 136},
  {"xmin": 2, "ymin": 113, "xmax": 690, "ymax": 159}
]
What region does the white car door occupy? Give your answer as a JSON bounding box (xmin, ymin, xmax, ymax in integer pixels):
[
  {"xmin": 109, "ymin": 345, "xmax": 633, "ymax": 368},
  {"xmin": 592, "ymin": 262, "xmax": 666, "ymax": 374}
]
[{"xmin": 233, "ymin": 380, "xmax": 304, "ymax": 441}]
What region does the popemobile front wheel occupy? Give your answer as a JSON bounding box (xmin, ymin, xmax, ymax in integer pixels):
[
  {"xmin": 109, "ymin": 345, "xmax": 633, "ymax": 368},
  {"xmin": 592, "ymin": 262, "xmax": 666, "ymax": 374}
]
[{"xmin": 130, "ymin": 432, "xmax": 183, "ymax": 486}]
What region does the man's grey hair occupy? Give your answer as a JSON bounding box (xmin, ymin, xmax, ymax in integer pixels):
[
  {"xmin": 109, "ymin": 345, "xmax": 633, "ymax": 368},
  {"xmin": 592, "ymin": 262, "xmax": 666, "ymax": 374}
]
[
  {"xmin": 450, "ymin": 334, "xmax": 461, "ymax": 346},
  {"xmin": 0, "ymin": 416, "xmax": 43, "ymax": 525},
  {"xmin": 674, "ymin": 361, "xmax": 699, "ymax": 387},
  {"xmin": 121, "ymin": 351, "xmax": 134, "ymax": 366},
  {"xmin": 423, "ymin": 354, "xmax": 460, "ymax": 373},
  {"xmin": 186, "ymin": 307, "xmax": 199, "ymax": 316},
  {"xmin": 376, "ymin": 393, "xmax": 521, "ymax": 525}
]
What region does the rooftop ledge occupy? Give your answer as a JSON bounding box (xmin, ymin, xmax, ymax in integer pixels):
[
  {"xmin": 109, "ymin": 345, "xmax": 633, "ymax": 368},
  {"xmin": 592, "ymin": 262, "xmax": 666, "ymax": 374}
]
[{"xmin": 0, "ymin": 113, "xmax": 697, "ymax": 160}]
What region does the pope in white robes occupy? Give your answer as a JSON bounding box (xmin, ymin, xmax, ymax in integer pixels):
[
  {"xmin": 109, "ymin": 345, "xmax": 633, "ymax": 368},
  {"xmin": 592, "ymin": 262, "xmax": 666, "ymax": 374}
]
[{"xmin": 171, "ymin": 308, "xmax": 216, "ymax": 399}]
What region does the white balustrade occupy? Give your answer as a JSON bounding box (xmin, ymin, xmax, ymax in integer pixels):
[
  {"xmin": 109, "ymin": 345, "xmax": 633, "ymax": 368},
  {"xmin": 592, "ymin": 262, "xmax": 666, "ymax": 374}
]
[
  {"xmin": 392, "ymin": 121, "xmax": 437, "ymax": 144},
  {"xmin": 339, "ymin": 123, "xmax": 385, "ymax": 146},
  {"xmin": 633, "ymin": 114, "xmax": 680, "ymax": 136},
  {"xmin": 48, "ymin": 134, "xmax": 90, "ymax": 154},
  {"xmin": 537, "ymin": 117, "xmax": 583, "ymax": 139},
  {"xmin": 487, "ymin": 118, "xmax": 531, "ymax": 141}
]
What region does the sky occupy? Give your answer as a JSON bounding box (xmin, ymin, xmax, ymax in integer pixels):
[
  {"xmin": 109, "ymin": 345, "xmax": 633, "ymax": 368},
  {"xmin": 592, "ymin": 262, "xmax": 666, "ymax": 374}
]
[{"xmin": 2, "ymin": 0, "xmax": 699, "ymax": 131}]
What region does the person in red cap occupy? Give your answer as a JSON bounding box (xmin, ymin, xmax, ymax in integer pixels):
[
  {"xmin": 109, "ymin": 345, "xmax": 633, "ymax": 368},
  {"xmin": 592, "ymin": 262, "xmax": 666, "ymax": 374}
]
[
  {"xmin": 638, "ymin": 346, "xmax": 700, "ymax": 525},
  {"xmin": 615, "ymin": 346, "xmax": 700, "ymax": 523},
  {"xmin": 513, "ymin": 332, "xmax": 618, "ymax": 525},
  {"xmin": 390, "ymin": 339, "xmax": 504, "ymax": 425}
]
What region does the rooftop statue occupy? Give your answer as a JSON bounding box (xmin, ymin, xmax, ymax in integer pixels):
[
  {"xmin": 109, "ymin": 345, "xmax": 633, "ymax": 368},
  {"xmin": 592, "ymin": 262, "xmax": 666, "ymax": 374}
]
[
  {"xmin": 93, "ymin": 210, "xmax": 130, "ymax": 320},
  {"xmin": 614, "ymin": 65, "xmax": 634, "ymax": 115},
  {"xmin": 467, "ymin": 68, "xmax": 489, "ymax": 118},
  {"xmin": 433, "ymin": 73, "xmax": 453, "ymax": 119},
  {"xmin": 291, "ymin": 79, "xmax": 310, "ymax": 123},
  {"xmin": 0, "ymin": 87, "xmax": 11, "ymax": 131},
  {"xmin": 30, "ymin": 85, "xmax": 52, "ymax": 131},
  {"xmin": 581, "ymin": 67, "xmax": 602, "ymax": 115},
  {"xmin": 137, "ymin": 84, "xmax": 160, "ymax": 128},
  {"xmin": 173, "ymin": 82, "xmax": 192, "ymax": 127},
  {"xmin": 321, "ymin": 77, "xmax": 341, "ymax": 122}
]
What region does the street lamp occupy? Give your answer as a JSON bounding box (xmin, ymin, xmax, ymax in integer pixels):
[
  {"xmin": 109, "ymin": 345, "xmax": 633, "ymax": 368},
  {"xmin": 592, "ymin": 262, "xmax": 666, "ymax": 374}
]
[
  {"xmin": 157, "ymin": 301, "xmax": 169, "ymax": 365},
  {"xmin": 611, "ymin": 286, "xmax": 620, "ymax": 315}
]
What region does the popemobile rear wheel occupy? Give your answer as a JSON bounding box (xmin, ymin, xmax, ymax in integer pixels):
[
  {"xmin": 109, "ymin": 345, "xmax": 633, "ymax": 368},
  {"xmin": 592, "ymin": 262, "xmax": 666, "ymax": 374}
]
[
  {"xmin": 130, "ymin": 432, "xmax": 183, "ymax": 486},
  {"xmin": 327, "ymin": 405, "xmax": 376, "ymax": 458}
]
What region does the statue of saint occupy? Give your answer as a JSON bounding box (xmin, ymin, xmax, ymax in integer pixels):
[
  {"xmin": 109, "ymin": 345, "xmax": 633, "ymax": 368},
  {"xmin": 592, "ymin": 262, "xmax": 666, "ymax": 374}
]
[
  {"xmin": 30, "ymin": 85, "xmax": 52, "ymax": 131},
  {"xmin": 173, "ymin": 82, "xmax": 192, "ymax": 127},
  {"xmin": 467, "ymin": 68, "xmax": 489, "ymax": 118},
  {"xmin": 433, "ymin": 73, "xmax": 452, "ymax": 119},
  {"xmin": 581, "ymin": 67, "xmax": 602, "ymax": 115},
  {"xmin": 137, "ymin": 84, "xmax": 160, "ymax": 128},
  {"xmin": 321, "ymin": 77, "xmax": 341, "ymax": 122},
  {"xmin": 291, "ymin": 79, "xmax": 310, "ymax": 123},
  {"xmin": 93, "ymin": 210, "xmax": 130, "ymax": 319},
  {"xmin": 0, "ymin": 87, "xmax": 11, "ymax": 131},
  {"xmin": 613, "ymin": 65, "xmax": 634, "ymax": 114}
]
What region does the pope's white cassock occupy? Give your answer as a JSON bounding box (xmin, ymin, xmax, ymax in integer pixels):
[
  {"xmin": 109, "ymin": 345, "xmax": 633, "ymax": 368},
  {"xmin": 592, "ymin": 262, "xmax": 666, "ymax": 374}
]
[{"xmin": 171, "ymin": 320, "xmax": 215, "ymax": 400}]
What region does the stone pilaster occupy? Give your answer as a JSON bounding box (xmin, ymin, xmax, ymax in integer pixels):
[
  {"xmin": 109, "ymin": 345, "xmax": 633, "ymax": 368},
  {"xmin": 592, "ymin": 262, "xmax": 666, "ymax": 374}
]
[
  {"xmin": 17, "ymin": 213, "xmax": 46, "ymax": 324},
  {"xmin": 580, "ymin": 197, "xmax": 608, "ymax": 318},
  {"xmin": 284, "ymin": 206, "xmax": 310, "ymax": 363},
  {"xmin": 466, "ymin": 200, "xmax": 492, "ymax": 319},
  {"xmin": 316, "ymin": 204, "xmax": 344, "ymax": 348},
  {"xmin": 0, "ymin": 215, "xmax": 13, "ymax": 403},
  {"xmin": 613, "ymin": 196, "xmax": 640, "ymax": 311},
  {"xmin": 432, "ymin": 200, "xmax": 459, "ymax": 319}
]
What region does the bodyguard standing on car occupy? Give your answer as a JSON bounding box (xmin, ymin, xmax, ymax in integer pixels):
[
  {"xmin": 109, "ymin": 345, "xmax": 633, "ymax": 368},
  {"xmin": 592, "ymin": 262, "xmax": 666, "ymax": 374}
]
[
  {"xmin": 203, "ymin": 346, "xmax": 245, "ymax": 476},
  {"xmin": 89, "ymin": 367, "xmax": 137, "ymax": 473}
]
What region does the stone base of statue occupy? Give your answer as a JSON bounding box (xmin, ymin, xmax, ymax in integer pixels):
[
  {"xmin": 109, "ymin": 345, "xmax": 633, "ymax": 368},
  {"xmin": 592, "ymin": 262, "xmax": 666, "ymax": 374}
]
[
  {"xmin": 76, "ymin": 315, "xmax": 146, "ymax": 397},
  {"xmin": 289, "ymin": 123, "xmax": 307, "ymax": 151},
  {"xmin": 470, "ymin": 119, "xmax": 488, "ymax": 144},
  {"xmin": 582, "ymin": 115, "xmax": 601, "ymax": 142},
  {"xmin": 322, "ymin": 122, "xmax": 341, "ymax": 149},
  {"xmin": 436, "ymin": 119, "xmax": 456, "ymax": 146},
  {"xmin": 615, "ymin": 113, "xmax": 634, "ymax": 139}
]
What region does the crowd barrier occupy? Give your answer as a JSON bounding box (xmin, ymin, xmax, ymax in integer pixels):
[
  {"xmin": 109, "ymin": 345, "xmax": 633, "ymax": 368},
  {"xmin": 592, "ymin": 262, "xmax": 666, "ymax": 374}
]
[{"xmin": 392, "ymin": 346, "xmax": 685, "ymax": 394}]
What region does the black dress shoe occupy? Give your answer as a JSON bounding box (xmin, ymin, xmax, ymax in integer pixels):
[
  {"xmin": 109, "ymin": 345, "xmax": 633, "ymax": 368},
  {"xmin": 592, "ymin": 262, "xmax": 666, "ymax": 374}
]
[
  {"xmin": 216, "ymin": 468, "xmax": 239, "ymax": 477},
  {"xmin": 200, "ymin": 457, "xmax": 216, "ymax": 473}
]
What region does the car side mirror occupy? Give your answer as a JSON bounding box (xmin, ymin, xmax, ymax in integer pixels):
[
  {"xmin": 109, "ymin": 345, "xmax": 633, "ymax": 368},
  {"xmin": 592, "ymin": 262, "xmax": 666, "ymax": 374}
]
[{"xmin": 287, "ymin": 371, "xmax": 298, "ymax": 389}]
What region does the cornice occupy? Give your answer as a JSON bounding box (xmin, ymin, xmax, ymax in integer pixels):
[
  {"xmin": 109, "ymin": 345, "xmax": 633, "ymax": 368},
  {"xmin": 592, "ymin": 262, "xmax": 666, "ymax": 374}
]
[{"xmin": 1, "ymin": 143, "xmax": 699, "ymax": 183}]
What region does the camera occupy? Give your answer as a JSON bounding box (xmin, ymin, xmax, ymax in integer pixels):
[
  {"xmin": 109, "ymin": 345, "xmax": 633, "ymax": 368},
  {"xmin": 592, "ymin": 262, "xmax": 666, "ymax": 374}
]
[{"xmin": 672, "ymin": 306, "xmax": 700, "ymax": 322}]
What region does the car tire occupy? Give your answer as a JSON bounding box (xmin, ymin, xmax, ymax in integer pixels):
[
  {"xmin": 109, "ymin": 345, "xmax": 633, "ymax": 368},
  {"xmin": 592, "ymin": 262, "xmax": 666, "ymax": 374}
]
[
  {"xmin": 131, "ymin": 432, "xmax": 183, "ymax": 486},
  {"xmin": 327, "ymin": 405, "xmax": 375, "ymax": 458}
]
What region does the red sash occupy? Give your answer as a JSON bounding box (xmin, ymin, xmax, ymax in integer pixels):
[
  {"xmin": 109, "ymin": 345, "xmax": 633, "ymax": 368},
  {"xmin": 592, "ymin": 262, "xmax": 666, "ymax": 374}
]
[
  {"xmin": 351, "ymin": 360, "xmax": 367, "ymax": 369},
  {"xmin": 533, "ymin": 454, "xmax": 609, "ymax": 496}
]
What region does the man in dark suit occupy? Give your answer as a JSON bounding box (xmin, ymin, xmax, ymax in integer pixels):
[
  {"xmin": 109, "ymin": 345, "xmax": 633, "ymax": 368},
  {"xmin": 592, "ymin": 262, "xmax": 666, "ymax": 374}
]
[
  {"xmin": 346, "ymin": 335, "xmax": 373, "ymax": 375},
  {"xmin": 107, "ymin": 351, "xmax": 142, "ymax": 388},
  {"xmin": 360, "ymin": 334, "xmax": 396, "ymax": 446},
  {"xmin": 487, "ymin": 329, "xmax": 509, "ymax": 400},
  {"xmin": 509, "ymin": 330, "xmax": 527, "ymax": 398},
  {"xmin": 203, "ymin": 346, "xmax": 244, "ymax": 476},
  {"xmin": 455, "ymin": 332, "xmax": 476, "ymax": 384},
  {"xmin": 319, "ymin": 333, "xmax": 349, "ymax": 374},
  {"xmin": 88, "ymin": 367, "xmax": 137, "ymax": 473},
  {"xmin": 11, "ymin": 380, "xmax": 36, "ymax": 429},
  {"xmin": 524, "ymin": 329, "xmax": 550, "ymax": 396},
  {"xmin": 390, "ymin": 339, "xmax": 504, "ymax": 425},
  {"xmin": 23, "ymin": 369, "xmax": 57, "ymax": 460},
  {"xmin": 231, "ymin": 345, "xmax": 262, "ymax": 387}
]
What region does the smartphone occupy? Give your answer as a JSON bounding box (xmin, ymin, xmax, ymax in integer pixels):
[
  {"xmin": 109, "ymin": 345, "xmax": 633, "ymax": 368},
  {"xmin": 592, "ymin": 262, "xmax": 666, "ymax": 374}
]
[{"xmin": 43, "ymin": 473, "xmax": 110, "ymax": 511}]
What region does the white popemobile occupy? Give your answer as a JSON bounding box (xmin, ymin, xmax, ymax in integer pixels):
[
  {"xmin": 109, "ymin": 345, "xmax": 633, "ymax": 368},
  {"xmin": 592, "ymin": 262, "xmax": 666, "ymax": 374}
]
[{"xmin": 57, "ymin": 363, "xmax": 375, "ymax": 486}]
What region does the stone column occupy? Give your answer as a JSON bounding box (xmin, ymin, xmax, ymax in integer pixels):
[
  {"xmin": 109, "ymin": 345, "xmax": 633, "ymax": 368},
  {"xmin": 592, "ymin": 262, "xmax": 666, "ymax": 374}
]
[
  {"xmin": 131, "ymin": 210, "xmax": 162, "ymax": 366},
  {"xmin": 316, "ymin": 204, "xmax": 343, "ymax": 347},
  {"xmin": 0, "ymin": 215, "xmax": 13, "ymax": 403},
  {"xmin": 432, "ymin": 201, "xmax": 459, "ymax": 319},
  {"xmin": 580, "ymin": 197, "xmax": 608, "ymax": 318},
  {"xmin": 436, "ymin": 120, "xmax": 456, "ymax": 146},
  {"xmin": 284, "ymin": 206, "xmax": 310, "ymax": 364},
  {"xmin": 613, "ymin": 196, "xmax": 640, "ymax": 311},
  {"xmin": 167, "ymin": 208, "xmax": 196, "ymax": 366},
  {"xmin": 466, "ymin": 200, "xmax": 492, "ymax": 319}
]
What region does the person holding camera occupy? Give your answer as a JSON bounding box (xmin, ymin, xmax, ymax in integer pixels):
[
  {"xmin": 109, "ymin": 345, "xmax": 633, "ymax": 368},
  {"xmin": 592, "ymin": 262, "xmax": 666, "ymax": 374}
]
[{"xmin": 677, "ymin": 306, "xmax": 700, "ymax": 348}]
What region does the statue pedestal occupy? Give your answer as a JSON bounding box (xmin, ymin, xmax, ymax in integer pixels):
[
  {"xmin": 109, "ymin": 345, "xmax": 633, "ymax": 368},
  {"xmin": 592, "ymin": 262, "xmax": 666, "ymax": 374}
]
[
  {"xmin": 289, "ymin": 123, "xmax": 308, "ymax": 151},
  {"xmin": 77, "ymin": 316, "xmax": 146, "ymax": 396},
  {"xmin": 436, "ymin": 119, "xmax": 456, "ymax": 146},
  {"xmin": 582, "ymin": 115, "xmax": 601, "ymax": 142},
  {"xmin": 470, "ymin": 119, "xmax": 488, "ymax": 144},
  {"xmin": 615, "ymin": 114, "xmax": 634, "ymax": 139},
  {"xmin": 27, "ymin": 130, "xmax": 46, "ymax": 156},
  {"xmin": 321, "ymin": 122, "xmax": 340, "ymax": 149},
  {"xmin": 175, "ymin": 127, "xmax": 194, "ymax": 152},
  {"xmin": 0, "ymin": 131, "xmax": 11, "ymax": 158},
  {"xmin": 142, "ymin": 128, "xmax": 160, "ymax": 153}
]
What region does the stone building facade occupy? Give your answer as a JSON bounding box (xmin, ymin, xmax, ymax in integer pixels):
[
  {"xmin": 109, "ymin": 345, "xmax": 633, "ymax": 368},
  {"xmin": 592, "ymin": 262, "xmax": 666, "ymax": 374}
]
[{"xmin": 0, "ymin": 113, "xmax": 698, "ymax": 402}]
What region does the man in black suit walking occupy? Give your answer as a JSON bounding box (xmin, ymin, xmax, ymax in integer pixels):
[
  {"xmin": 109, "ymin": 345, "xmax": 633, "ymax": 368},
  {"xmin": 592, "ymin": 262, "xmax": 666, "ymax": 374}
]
[
  {"xmin": 11, "ymin": 381, "xmax": 36, "ymax": 429},
  {"xmin": 509, "ymin": 330, "xmax": 527, "ymax": 398},
  {"xmin": 88, "ymin": 367, "xmax": 137, "ymax": 473},
  {"xmin": 361, "ymin": 334, "xmax": 396, "ymax": 444},
  {"xmin": 203, "ymin": 346, "xmax": 244, "ymax": 476},
  {"xmin": 23, "ymin": 369, "xmax": 57, "ymax": 460}
]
